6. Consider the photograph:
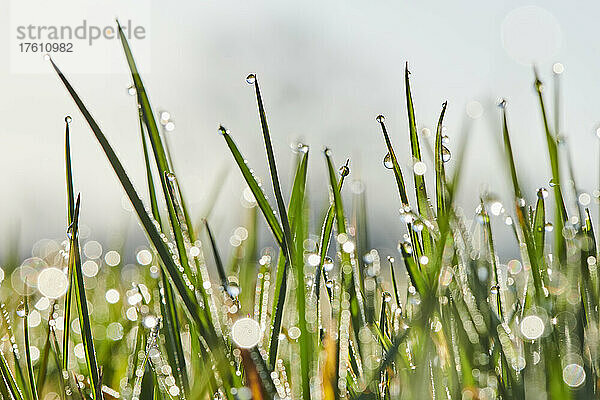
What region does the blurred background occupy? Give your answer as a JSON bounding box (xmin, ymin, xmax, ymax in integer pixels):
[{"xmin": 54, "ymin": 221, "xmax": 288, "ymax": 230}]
[{"xmin": 1, "ymin": 0, "xmax": 599, "ymax": 261}]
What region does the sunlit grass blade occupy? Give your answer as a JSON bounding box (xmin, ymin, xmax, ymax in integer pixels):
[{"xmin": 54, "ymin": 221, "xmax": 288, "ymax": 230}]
[
  {"xmin": 376, "ymin": 116, "xmax": 409, "ymax": 207},
  {"xmin": 140, "ymin": 114, "xmax": 190, "ymax": 397},
  {"xmin": 288, "ymin": 149, "xmax": 311, "ymax": 400},
  {"xmin": 435, "ymin": 101, "xmax": 448, "ymax": 218},
  {"xmin": 324, "ymin": 149, "xmax": 366, "ymax": 352},
  {"xmin": 48, "ymin": 58, "xmax": 238, "ymax": 394},
  {"xmin": 68, "ymin": 195, "xmax": 102, "ymax": 400},
  {"xmin": 480, "ymin": 201, "xmax": 504, "ymax": 321},
  {"xmin": 533, "ymin": 188, "xmax": 546, "ymax": 266},
  {"xmin": 313, "ymin": 160, "xmax": 349, "ymax": 303},
  {"xmin": 247, "ymin": 75, "xmax": 294, "ymax": 260},
  {"xmin": 499, "ymin": 102, "xmax": 543, "ymax": 303},
  {"xmin": 219, "ymin": 126, "xmax": 284, "ymax": 248},
  {"xmin": 0, "ymin": 350, "xmax": 23, "ymax": 400},
  {"xmin": 267, "ymin": 149, "xmax": 309, "ymax": 369},
  {"xmin": 203, "ymin": 219, "xmax": 230, "ymax": 292},
  {"xmin": 387, "ymin": 257, "xmax": 401, "ymax": 310},
  {"xmin": 404, "ymin": 64, "xmax": 433, "ymax": 254},
  {"xmin": 533, "ymin": 69, "xmax": 567, "ymax": 265},
  {"xmin": 63, "ymin": 115, "xmax": 75, "ymax": 374},
  {"xmin": 23, "ymin": 294, "xmax": 39, "ymax": 400}
]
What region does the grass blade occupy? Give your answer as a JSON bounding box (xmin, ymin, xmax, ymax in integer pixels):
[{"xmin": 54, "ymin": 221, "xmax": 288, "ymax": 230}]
[
  {"xmin": 405, "ymin": 64, "xmax": 433, "ymax": 253},
  {"xmin": 0, "ymin": 350, "xmax": 23, "ymax": 400},
  {"xmin": 23, "ymin": 294, "xmax": 39, "ymax": 400},
  {"xmin": 267, "ymin": 149, "xmax": 309, "ymax": 368},
  {"xmin": 533, "ymin": 70, "xmax": 567, "ymax": 266},
  {"xmin": 376, "ymin": 116, "xmax": 410, "ymax": 207},
  {"xmin": 219, "ymin": 126, "xmax": 284, "ymax": 248},
  {"xmin": 435, "ymin": 101, "xmax": 448, "ymax": 218},
  {"xmin": 63, "ymin": 116, "xmax": 75, "ymax": 374},
  {"xmin": 68, "ymin": 195, "xmax": 102, "ymax": 400}
]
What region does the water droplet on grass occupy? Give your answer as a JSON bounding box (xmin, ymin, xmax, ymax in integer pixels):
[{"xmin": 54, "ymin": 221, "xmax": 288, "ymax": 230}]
[
  {"xmin": 383, "ymin": 153, "xmax": 393, "ymax": 169},
  {"xmin": 65, "ymin": 116, "xmax": 72, "ymax": 124},
  {"xmin": 441, "ymin": 146, "xmax": 451, "ymax": 162},
  {"xmin": 376, "ymin": 115, "xmax": 385, "ymax": 123},
  {"xmin": 246, "ymin": 74, "xmax": 256, "ymax": 84}
]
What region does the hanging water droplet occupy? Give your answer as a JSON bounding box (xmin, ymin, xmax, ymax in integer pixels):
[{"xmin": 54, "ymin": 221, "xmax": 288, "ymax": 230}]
[
  {"xmin": 43, "ymin": 54, "xmax": 50, "ymax": 61},
  {"xmin": 246, "ymin": 74, "xmax": 256, "ymax": 84},
  {"xmin": 534, "ymin": 79, "xmax": 544, "ymax": 92},
  {"xmin": 16, "ymin": 302, "xmax": 26, "ymax": 318},
  {"xmin": 497, "ymin": 98, "xmax": 507, "ymax": 109},
  {"xmin": 387, "ymin": 256, "xmax": 395, "ymax": 264},
  {"xmin": 376, "ymin": 115, "xmax": 385, "ymax": 123},
  {"xmin": 382, "ymin": 291, "xmax": 392, "ymax": 303},
  {"xmin": 339, "ymin": 163, "xmax": 350, "ymax": 177},
  {"xmin": 296, "ymin": 143, "xmax": 309, "ymax": 154},
  {"xmin": 490, "ymin": 284, "xmax": 500, "ymax": 295},
  {"xmin": 403, "ymin": 241, "xmax": 413, "ymax": 254},
  {"xmin": 538, "ymin": 187, "xmax": 549, "ymax": 199},
  {"xmin": 383, "ymin": 153, "xmax": 393, "ymax": 169},
  {"xmin": 441, "ymin": 145, "xmax": 451, "ymax": 162},
  {"xmin": 549, "ymin": 178, "xmax": 557, "ymax": 187},
  {"xmin": 227, "ymin": 282, "xmax": 241, "ymax": 298},
  {"xmin": 65, "ymin": 116, "xmax": 72, "ymax": 124},
  {"xmin": 325, "ymin": 280, "xmax": 334, "ymax": 289},
  {"xmin": 545, "ymin": 222, "xmax": 554, "ymax": 232},
  {"xmin": 323, "ymin": 257, "xmax": 334, "ymax": 272},
  {"xmin": 127, "ymin": 85, "xmax": 136, "ymax": 96}
]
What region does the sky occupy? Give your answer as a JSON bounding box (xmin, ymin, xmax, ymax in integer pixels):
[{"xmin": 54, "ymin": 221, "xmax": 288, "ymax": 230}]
[{"xmin": 1, "ymin": 0, "xmax": 600, "ymax": 259}]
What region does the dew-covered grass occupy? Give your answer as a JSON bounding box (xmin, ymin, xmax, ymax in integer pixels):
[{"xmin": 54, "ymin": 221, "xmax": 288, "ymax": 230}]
[{"xmin": 1, "ymin": 22, "xmax": 598, "ymax": 400}]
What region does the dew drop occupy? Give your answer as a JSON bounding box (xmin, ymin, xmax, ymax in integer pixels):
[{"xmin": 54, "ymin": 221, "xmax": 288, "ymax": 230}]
[
  {"xmin": 43, "ymin": 54, "xmax": 50, "ymax": 61},
  {"xmin": 65, "ymin": 116, "xmax": 72, "ymax": 124},
  {"xmin": 339, "ymin": 163, "xmax": 350, "ymax": 177},
  {"xmin": 246, "ymin": 74, "xmax": 256, "ymax": 85},
  {"xmin": 296, "ymin": 143, "xmax": 309, "ymax": 154},
  {"xmin": 490, "ymin": 285, "xmax": 500, "ymax": 295},
  {"xmin": 382, "ymin": 291, "xmax": 392, "ymax": 303},
  {"xmin": 127, "ymin": 85, "xmax": 136, "ymax": 96},
  {"xmin": 227, "ymin": 282, "xmax": 241, "ymax": 298},
  {"xmin": 383, "ymin": 153, "xmax": 393, "ymax": 169},
  {"xmin": 441, "ymin": 145, "xmax": 451, "ymax": 162},
  {"xmin": 497, "ymin": 98, "xmax": 507, "ymax": 109},
  {"xmin": 16, "ymin": 302, "xmax": 26, "ymax": 318},
  {"xmin": 544, "ymin": 222, "xmax": 554, "ymax": 232},
  {"xmin": 376, "ymin": 115, "xmax": 385, "ymax": 123},
  {"xmin": 323, "ymin": 257, "xmax": 334, "ymax": 272},
  {"xmin": 325, "ymin": 280, "xmax": 334, "ymax": 289},
  {"xmin": 537, "ymin": 187, "xmax": 549, "ymax": 199}
]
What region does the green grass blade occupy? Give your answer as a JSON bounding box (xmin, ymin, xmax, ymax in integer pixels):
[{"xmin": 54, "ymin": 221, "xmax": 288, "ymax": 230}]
[
  {"xmin": 314, "ymin": 161, "xmax": 349, "ymax": 303},
  {"xmin": 481, "ymin": 201, "xmax": 504, "ymax": 321},
  {"xmin": 203, "ymin": 219, "xmax": 230, "ymax": 292},
  {"xmin": 23, "ymin": 295, "xmax": 39, "ymax": 400},
  {"xmin": 289, "ymin": 150, "xmax": 311, "ymax": 400},
  {"xmin": 376, "ymin": 116, "xmax": 410, "ymax": 207},
  {"xmin": 533, "ymin": 189, "xmax": 546, "ymax": 266},
  {"xmin": 63, "ymin": 116, "xmax": 75, "ymax": 374},
  {"xmin": 388, "ymin": 257, "xmax": 401, "ymax": 310},
  {"xmin": 0, "ymin": 350, "xmax": 23, "ymax": 400},
  {"xmin": 267, "ymin": 150, "xmax": 309, "ymax": 368},
  {"xmin": 499, "ymin": 102, "xmax": 543, "ymax": 303},
  {"xmin": 324, "ymin": 149, "xmax": 366, "ymax": 352},
  {"xmin": 68, "ymin": 195, "xmax": 103, "ymax": 400},
  {"xmin": 35, "ymin": 319, "xmax": 52, "ymax": 397},
  {"xmin": 405, "ymin": 64, "xmax": 433, "ymax": 254},
  {"xmin": 219, "ymin": 126, "xmax": 284, "ymax": 248},
  {"xmin": 247, "ymin": 75, "xmax": 294, "ymax": 262},
  {"xmin": 533, "ymin": 70, "xmax": 567, "ymax": 266},
  {"xmin": 435, "ymin": 102, "xmax": 448, "ymax": 218},
  {"xmin": 140, "ymin": 116, "xmax": 190, "ymax": 397}
]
